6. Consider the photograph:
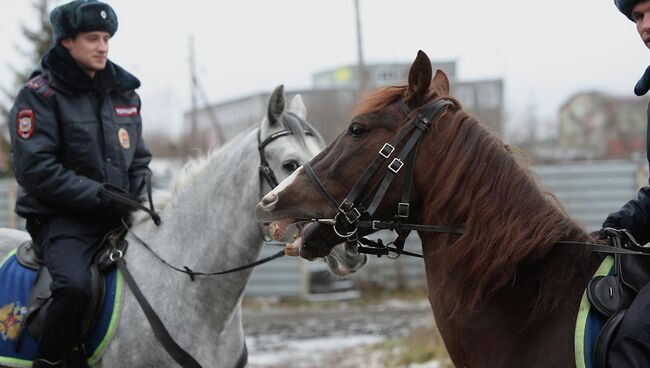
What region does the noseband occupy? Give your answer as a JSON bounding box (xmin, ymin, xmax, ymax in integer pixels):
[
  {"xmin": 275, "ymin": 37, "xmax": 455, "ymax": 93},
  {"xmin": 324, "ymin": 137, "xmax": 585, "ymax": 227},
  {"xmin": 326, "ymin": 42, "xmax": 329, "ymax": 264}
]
[{"xmin": 302, "ymin": 98, "xmax": 464, "ymax": 257}]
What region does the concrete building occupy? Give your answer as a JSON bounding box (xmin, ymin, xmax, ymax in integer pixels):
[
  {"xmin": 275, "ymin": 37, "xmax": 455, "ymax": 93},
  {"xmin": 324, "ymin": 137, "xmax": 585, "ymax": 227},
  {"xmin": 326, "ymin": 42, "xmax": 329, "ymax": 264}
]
[
  {"xmin": 184, "ymin": 61, "xmax": 504, "ymax": 147},
  {"xmin": 557, "ymin": 92, "xmax": 649, "ymax": 160}
]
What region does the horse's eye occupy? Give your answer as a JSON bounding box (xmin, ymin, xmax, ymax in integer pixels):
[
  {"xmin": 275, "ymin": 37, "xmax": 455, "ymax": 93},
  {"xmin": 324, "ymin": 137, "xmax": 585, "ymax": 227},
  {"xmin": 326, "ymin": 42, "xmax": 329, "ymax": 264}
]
[
  {"xmin": 348, "ymin": 124, "xmax": 367, "ymax": 139},
  {"xmin": 282, "ymin": 160, "xmax": 300, "ymax": 172}
]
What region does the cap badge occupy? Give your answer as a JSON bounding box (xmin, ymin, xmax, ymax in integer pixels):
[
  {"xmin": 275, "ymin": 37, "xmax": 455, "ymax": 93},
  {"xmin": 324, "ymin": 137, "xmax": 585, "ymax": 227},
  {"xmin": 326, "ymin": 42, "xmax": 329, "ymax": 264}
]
[{"xmin": 100, "ymin": 10, "xmax": 107, "ymax": 19}]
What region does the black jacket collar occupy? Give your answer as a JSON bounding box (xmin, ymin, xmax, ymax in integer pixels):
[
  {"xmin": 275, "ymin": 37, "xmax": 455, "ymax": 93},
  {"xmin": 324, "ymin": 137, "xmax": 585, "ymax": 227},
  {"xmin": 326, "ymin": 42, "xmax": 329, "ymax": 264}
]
[{"xmin": 41, "ymin": 44, "xmax": 140, "ymax": 92}]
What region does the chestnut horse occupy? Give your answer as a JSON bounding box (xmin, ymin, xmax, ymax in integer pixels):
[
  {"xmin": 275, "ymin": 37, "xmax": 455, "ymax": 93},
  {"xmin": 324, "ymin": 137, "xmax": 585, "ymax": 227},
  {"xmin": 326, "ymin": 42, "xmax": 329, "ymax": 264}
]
[{"xmin": 256, "ymin": 51, "xmax": 606, "ymax": 367}]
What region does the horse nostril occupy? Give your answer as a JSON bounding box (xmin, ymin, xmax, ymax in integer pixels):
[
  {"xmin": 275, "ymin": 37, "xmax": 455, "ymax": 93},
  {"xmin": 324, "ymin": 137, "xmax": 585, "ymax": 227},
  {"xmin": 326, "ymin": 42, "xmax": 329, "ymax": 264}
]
[{"xmin": 261, "ymin": 193, "xmax": 278, "ymax": 207}]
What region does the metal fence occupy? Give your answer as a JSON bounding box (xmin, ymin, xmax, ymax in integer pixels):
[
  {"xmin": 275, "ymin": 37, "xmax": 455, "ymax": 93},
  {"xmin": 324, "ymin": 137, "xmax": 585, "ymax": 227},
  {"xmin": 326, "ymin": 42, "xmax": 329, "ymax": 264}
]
[
  {"xmin": 344, "ymin": 160, "xmax": 649, "ymax": 291},
  {"xmin": 1, "ymin": 160, "xmax": 647, "ymax": 297}
]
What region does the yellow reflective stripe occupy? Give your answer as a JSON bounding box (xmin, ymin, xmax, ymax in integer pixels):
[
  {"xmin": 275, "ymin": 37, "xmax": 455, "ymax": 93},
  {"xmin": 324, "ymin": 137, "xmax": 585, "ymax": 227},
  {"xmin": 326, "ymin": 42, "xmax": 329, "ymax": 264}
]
[
  {"xmin": 574, "ymin": 256, "xmax": 614, "ymax": 368},
  {"xmin": 88, "ymin": 270, "xmax": 124, "ymax": 365}
]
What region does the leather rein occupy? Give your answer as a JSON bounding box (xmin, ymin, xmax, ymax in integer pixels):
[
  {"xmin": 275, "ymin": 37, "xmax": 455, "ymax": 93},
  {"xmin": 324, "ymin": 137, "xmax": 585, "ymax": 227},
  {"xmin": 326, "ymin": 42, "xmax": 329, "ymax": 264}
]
[
  {"xmin": 302, "ymin": 98, "xmax": 462, "ymax": 258},
  {"xmin": 300, "ymin": 98, "xmax": 650, "ymax": 259},
  {"xmin": 98, "ymin": 119, "xmax": 316, "ymax": 368}
]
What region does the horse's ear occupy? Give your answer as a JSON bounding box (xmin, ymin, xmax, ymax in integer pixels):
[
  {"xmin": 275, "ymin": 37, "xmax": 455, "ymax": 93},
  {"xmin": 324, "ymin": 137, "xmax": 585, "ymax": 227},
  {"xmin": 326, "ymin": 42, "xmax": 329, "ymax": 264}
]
[
  {"xmin": 289, "ymin": 94, "xmax": 307, "ymax": 120},
  {"xmin": 432, "ymin": 69, "xmax": 450, "ymax": 96},
  {"xmin": 268, "ymin": 84, "xmax": 285, "ymax": 126},
  {"xmin": 406, "ymin": 50, "xmax": 432, "ymax": 103}
]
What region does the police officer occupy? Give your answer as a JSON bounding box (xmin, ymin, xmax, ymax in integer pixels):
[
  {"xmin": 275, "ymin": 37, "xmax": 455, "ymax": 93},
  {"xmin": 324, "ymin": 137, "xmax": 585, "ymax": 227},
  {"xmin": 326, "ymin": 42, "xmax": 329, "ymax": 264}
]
[
  {"xmin": 604, "ymin": 0, "xmax": 650, "ymax": 366},
  {"xmin": 8, "ymin": 1, "xmax": 152, "ymax": 367}
]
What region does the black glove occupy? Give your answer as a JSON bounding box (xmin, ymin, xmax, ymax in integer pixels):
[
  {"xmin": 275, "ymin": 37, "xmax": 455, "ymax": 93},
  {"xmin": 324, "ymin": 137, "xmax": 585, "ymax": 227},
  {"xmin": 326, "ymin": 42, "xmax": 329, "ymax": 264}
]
[
  {"xmin": 96, "ymin": 185, "xmax": 139, "ymax": 217},
  {"xmin": 589, "ymin": 229, "xmax": 608, "ymax": 243}
]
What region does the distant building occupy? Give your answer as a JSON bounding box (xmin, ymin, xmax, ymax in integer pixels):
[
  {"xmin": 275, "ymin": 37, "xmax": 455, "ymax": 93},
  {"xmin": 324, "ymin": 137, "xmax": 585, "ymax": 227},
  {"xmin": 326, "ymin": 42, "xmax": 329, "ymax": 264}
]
[
  {"xmin": 184, "ymin": 61, "xmax": 504, "ymax": 147},
  {"xmin": 557, "ymin": 92, "xmax": 649, "ymax": 160}
]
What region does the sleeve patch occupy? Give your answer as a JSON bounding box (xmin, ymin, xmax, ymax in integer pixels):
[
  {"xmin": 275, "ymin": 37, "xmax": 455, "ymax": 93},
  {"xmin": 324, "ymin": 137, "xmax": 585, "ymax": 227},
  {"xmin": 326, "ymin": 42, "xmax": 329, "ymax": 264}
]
[{"xmin": 16, "ymin": 109, "xmax": 35, "ymax": 139}]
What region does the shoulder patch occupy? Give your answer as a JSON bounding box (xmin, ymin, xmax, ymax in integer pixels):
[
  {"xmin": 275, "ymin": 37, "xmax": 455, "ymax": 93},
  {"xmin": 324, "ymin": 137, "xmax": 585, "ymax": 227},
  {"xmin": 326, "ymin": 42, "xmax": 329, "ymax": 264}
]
[
  {"xmin": 24, "ymin": 75, "xmax": 49, "ymax": 90},
  {"xmin": 16, "ymin": 109, "xmax": 35, "ymax": 139}
]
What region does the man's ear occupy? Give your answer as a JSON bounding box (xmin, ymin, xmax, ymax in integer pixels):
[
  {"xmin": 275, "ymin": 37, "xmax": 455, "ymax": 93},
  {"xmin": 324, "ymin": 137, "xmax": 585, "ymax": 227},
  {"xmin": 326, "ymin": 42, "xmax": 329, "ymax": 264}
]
[{"xmin": 60, "ymin": 38, "xmax": 73, "ymax": 50}]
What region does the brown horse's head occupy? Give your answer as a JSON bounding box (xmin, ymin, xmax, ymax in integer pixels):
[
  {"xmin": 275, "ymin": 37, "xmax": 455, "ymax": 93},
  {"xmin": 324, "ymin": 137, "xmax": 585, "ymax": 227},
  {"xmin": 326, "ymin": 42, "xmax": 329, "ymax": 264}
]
[{"xmin": 256, "ymin": 50, "xmax": 455, "ymax": 259}]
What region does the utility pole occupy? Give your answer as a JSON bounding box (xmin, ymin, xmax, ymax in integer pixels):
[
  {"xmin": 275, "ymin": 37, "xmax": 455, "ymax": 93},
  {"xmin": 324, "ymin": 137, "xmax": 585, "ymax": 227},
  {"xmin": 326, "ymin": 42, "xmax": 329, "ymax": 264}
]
[
  {"xmin": 187, "ymin": 35, "xmax": 226, "ymax": 154},
  {"xmin": 353, "ymin": 0, "xmax": 367, "ymax": 95},
  {"xmin": 188, "ymin": 35, "xmax": 198, "ymax": 154}
]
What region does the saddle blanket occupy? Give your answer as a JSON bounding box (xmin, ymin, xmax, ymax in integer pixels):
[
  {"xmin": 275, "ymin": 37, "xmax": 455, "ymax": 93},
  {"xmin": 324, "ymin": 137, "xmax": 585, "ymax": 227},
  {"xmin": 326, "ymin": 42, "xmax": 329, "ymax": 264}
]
[
  {"xmin": 574, "ymin": 256, "xmax": 613, "ymax": 368},
  {"xmin": 0, "ymin": 248, "xmax": 123, "ymax": 367}
]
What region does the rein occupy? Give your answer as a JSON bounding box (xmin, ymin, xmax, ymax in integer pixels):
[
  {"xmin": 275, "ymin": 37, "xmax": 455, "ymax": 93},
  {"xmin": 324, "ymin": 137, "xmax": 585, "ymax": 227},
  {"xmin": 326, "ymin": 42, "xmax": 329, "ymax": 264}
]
[
  {"xmin": 122, "ymin": 218, "xmax": 287, "ymax": 281},
  {"xmin": 302, "ymin": 97, "xmax": 461, "ymax": 257},
  {"xmin": 301, "ymin": 98, "xmax": 650, "ymax": 260},
  {"xmin": 98, "ymin": 120, "xmax": 315, "ymax": 368}
]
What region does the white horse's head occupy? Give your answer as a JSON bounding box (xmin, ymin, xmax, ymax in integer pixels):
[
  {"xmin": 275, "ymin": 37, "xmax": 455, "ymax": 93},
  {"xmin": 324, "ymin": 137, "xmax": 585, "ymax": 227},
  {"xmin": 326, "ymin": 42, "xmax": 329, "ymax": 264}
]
[{"xmin": 260, "ymin": 85, "xmax": 367, "ymax": 276}]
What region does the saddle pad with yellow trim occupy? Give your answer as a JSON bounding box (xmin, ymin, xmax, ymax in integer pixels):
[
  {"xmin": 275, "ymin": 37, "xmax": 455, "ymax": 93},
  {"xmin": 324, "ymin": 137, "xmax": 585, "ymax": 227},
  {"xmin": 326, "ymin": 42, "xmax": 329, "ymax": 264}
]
[
  {"xmin": 0, "ymin": 248, "xmax": 123, "ymax": 367},
  {"xmin": 574, "ymin": 256, "xmax": 614, "ymax": 368}
]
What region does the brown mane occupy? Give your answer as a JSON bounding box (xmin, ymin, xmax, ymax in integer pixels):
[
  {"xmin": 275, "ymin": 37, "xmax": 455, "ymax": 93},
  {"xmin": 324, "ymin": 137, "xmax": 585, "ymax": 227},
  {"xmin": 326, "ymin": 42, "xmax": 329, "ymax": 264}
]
[
  {"xmin": 352, "ymin": 86, "xmax": 408, "ymax": 117},
  {"xmin": 356, "ymin": 85, "xmax": 594, "ymax": 317}
]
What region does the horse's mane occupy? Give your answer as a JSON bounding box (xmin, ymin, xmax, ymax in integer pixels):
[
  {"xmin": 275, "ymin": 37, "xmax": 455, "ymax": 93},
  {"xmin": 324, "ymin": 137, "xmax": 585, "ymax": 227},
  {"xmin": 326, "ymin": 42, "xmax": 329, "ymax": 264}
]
[
  {"xmin": 357, "ymin": 85, "xmax": 593, "ymax": 317},
  {"xmin": 130, "ymin": 129, "xmax": 255, "ymax": 225},
  {"xmin": 132, "ymin": 110, "xmax": 322, "ymax": 226}
]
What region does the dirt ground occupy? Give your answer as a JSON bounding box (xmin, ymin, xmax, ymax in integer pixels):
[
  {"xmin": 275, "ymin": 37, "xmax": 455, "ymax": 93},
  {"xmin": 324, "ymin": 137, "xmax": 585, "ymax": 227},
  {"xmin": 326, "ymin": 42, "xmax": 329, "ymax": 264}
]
[{"xmin": 242, "ymin": 297, "xmax": 441, "ymax": 368}]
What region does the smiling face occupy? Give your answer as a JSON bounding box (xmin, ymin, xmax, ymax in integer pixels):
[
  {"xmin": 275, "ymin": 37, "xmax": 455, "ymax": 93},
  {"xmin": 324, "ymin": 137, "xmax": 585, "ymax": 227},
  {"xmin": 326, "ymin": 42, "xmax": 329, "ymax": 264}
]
[
  {"xmin": 257, "ymin": 51, "xmax": 451, "ymax": 260},
  {"xmin": 633, "ymin": 0, "xmax": 650, "ymax": 49},
  {"xmin": 61, "ymin": 31, "xmax": 110, "ymax": 77}
]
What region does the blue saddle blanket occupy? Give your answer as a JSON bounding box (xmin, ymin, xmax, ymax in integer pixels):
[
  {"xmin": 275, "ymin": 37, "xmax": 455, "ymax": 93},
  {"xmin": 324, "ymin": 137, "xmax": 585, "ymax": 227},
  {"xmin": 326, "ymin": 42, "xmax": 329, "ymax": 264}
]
[
  {"xmin": 575, "ymin": 256, "xmax": 613, "ymax": 368},
  {"xmin": 0, "ymin": 249, "xmax": 122, "ymax": 367}
]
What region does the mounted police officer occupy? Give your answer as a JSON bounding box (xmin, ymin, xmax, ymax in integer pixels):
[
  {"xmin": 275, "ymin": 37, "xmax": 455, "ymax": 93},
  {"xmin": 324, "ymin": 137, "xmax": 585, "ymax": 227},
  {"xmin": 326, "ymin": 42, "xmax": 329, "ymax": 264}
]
[
  {"xmin": 8, "ymin": 1, "xmax": 152, "ymax": 367},
  {"xmin": 603, "ymin": 0, "xmax": 650, "ymax": 366}
]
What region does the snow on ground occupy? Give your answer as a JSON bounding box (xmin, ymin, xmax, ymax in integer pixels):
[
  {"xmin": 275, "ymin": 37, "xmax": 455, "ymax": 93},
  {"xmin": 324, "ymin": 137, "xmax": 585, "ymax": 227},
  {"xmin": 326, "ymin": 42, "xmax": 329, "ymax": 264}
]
[{"xmin": 243, "ymin": 298, "xmax": 440, "ymax": 367}]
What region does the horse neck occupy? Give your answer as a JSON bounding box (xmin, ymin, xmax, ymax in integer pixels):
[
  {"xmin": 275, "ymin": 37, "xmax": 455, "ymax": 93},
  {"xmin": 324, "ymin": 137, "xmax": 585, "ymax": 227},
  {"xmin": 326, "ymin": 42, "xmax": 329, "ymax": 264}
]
[
  {"xmin": 414, "ymin": 110, "xmax": 602, "ymax": 366},
  {"xmin": 157, "ymin": 129, "xmax": 263, "ymax": 265},
  {"xmin": 126, "ymin": 129, "xmax": 264, "ymax": 326}
]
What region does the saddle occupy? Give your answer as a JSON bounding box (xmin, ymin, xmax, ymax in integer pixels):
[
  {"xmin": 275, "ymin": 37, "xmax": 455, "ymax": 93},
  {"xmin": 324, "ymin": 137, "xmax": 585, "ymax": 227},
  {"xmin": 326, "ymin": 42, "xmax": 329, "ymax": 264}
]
[
  {"xmin": 586, "ymin": 229, "xmax": 650, "ymax": 368},
  {"xmin": 13, "ymin": 227, "xmax": 128, "ymax": 348}
]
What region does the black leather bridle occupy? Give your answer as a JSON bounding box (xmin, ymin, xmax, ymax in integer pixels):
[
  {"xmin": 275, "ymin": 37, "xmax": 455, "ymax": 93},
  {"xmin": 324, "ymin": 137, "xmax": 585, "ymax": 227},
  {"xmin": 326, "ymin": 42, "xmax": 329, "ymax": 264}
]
[
  {"xmin": 258, "ymin": 112, "xmax": 316, "ymax": 241},
  {"xmin": 302, "ymin": 98, "xmax": 464, "ymax": 257},
  {"xmin": 258, "ymin": 111, "xmax": 315, "ymax": 190}
]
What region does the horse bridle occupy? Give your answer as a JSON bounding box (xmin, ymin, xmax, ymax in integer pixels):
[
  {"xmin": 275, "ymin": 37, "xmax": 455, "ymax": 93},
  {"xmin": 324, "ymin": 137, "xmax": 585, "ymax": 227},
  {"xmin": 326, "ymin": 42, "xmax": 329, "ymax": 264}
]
[
  {"xmin": 302, "ymin": 97, "xmax": 465, "ymax": 257},
  {"xmin": 258, "ymin": 112, "xmax": 316, "ymax": 240},
  {"xmin": 258, "ymin": 112, "xmax": 315, "ymax": 188}
]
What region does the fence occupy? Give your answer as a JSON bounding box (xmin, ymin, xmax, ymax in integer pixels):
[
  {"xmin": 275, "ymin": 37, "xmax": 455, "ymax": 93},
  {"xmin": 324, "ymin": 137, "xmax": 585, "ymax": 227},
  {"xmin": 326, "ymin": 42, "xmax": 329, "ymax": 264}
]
[
  {"xmin": 1, "ymin": 160, "xmax": 647, "ymax": 297},
  {"xmin": 344, "ymin": 160, "xmax": 649, "ymax": 291}
]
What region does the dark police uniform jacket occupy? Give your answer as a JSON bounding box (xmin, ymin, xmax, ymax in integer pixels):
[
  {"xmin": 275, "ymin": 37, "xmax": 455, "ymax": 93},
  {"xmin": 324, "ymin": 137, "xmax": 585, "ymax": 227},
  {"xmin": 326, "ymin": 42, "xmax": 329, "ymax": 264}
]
[
  {"xmin": 604, "ymin": 65, "xmax": 650, "ymax": 244},
  {"xmin": 8, "ymin": 44, "xmax": 152, "ymax": 220}
]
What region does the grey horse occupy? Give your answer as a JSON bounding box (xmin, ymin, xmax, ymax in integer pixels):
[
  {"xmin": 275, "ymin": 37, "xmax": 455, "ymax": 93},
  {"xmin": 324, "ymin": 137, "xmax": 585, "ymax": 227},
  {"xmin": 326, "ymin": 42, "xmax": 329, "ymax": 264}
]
[{"xmin": 0, "ymin": 85, "xmax": 367, "ymax": 367}]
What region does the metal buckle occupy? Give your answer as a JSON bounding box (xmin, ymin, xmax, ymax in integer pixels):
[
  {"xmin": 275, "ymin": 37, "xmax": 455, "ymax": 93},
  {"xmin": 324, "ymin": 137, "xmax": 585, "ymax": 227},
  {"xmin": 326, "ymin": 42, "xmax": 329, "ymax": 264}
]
[
  {"xmin": 333, "ymin": 213, "xmax": 358, "ymax": 238},
  {"xmin": 379, "ymin": 143, "xmax": 395, "ymax": 158},
  {"xmin": 372, "ymin": 220, "xmax": 381, "ymax": 230},
  {"xmin": 388, "ymin": 158, "xmax": 404, "ymax": 173},
  {"xmin": 344, "ymin": 207, "xmax": 361, "ymax": 223},
  {"xmin": 417, "ymin": 113, "xmax": 431, "ymax": 125},
  {"xmin": 109, "ymin": 249, "xmax": 123, "ymax": 262},
  {"xmin": 260, "ymin": 165, "xmax": 272, "ymax": 175},
  {"xmin": 397, "ymin": 203, "xmax": 409, "ymax": 218}
]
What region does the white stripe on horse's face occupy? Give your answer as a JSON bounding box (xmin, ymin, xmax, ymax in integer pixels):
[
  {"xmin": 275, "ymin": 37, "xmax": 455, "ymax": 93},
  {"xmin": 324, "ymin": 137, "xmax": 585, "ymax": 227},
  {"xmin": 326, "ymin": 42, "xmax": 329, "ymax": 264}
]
[
  {"xmin": 271, "ymin": 166, "xmax": 302, "ymax": 196},
  {"xmin": 305, "ymin": 137, "xmax": 323, "ymax": 158}
]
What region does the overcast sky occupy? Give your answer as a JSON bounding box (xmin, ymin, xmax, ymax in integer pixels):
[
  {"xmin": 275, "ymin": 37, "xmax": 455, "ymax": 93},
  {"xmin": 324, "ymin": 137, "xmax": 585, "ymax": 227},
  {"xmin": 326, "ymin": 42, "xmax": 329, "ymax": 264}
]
[{"xmin": 0, "ymin": 0, "xmax": 647, "ymax": 140}]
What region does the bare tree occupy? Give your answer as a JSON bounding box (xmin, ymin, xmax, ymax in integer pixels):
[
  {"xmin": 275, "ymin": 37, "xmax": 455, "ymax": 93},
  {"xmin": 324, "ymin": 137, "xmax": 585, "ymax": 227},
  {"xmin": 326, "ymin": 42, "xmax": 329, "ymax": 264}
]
[{"xmin": 0, "ymin": 0, "xmax": 54, "ymax": 176}]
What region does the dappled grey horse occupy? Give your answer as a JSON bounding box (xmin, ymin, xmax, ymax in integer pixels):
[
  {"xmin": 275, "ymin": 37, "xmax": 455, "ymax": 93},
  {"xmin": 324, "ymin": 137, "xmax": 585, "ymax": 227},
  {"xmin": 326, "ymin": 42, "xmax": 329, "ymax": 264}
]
[{"xmin": 0, "ymin": 85, "xmax": 367, "ymax": 367}]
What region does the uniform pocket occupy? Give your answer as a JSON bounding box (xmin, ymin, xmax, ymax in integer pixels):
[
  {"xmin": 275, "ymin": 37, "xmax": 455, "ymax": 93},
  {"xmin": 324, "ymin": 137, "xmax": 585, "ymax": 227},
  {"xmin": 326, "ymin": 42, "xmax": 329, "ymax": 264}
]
[{"xmin": 66, "ymin": 120, "xmax": 100, "ymax": 154}]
